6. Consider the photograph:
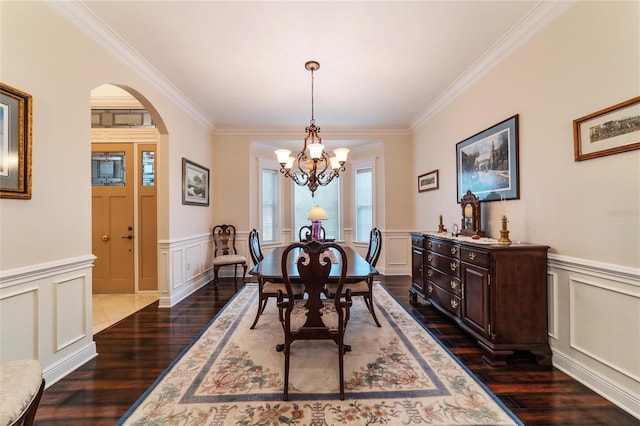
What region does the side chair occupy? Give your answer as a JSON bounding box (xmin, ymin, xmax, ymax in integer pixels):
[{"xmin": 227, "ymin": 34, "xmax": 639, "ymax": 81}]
[
  {"xmin": 212, "ymin": 224, "xmax": 247, "ymax": 286},
  {"xmin": 248, "ymin": 229, "xmax": 304, "ymax": 329},
  {"xmin": 298, "ymin": 224, "xmax": 326, "ymax": 241},
  {"xmin": 326, "ymin": 227, "xmax": 382, "ymax": 327},
  {"xmin": 277, "ymin": 241, "xmax": 352, "ymax": 400}
]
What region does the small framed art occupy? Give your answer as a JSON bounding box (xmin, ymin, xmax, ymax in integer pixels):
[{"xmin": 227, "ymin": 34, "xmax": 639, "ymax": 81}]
[
  {"xmin": 573, "ymin": 97, "xmax": 640, "ymax": 161},
  {"xmin": 418, "ymin": 169, "xmax": 439, "ymax": 192}
]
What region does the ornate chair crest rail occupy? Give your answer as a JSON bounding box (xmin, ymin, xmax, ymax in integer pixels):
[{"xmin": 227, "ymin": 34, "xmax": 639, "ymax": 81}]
[
  {"xmin": 277, "ymin": 241, "xmax": 352, "ymax": 400},
  {"xmin": 212, "ymin": 224, "xmax": 247, "ymax": 286}
]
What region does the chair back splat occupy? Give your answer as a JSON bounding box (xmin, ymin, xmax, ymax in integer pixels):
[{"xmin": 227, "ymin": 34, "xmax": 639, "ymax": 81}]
[
  {"xmin": 366, "ymin": 227, "xmax": 382, "ymax": 267},
  {"xmin": 277, "ymin": 241, "xmax": 351, "ymax": 400},
  {"xmin": 212, "ymin": 224, "xmax": 247, "ymax": 286},
  {"xmin": 248, "ymin": 228, "xmax": 263, "ymax": 266}
]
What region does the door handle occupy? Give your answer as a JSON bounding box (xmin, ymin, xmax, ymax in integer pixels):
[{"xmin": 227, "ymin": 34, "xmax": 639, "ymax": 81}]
[
  {"xmin": 101, "ymin": 235, "xmax": 109, "ymax": 242},
  {"xmin": 122, "ymin": 235, "xmax": 133, "ymax": 240}
]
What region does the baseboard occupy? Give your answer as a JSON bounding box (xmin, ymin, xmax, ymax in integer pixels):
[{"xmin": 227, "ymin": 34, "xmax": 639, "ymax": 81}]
[
  {"xmin": 552, "ymin": 348, "xmax": 640, "ymax": 420},
  {"xmin": 42, "ymin": 341, "xmax": 98, "ymax": 388}
]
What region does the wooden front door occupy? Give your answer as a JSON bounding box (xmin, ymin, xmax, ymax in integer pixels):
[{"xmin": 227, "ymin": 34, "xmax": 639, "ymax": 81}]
[{"xmin": 92, "ymin": 144, "xmax": 135, "ymax": 293}]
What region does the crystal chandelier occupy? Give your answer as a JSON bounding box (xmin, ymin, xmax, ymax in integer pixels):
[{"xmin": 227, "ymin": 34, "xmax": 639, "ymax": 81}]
[{"xmin": 275, "ymin": 61, "xmax": 349, "ymax": 197}]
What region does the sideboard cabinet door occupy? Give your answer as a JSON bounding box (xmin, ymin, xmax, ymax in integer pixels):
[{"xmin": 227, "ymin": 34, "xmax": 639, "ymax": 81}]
[{"xmin": 461, "ymin": 263, "xmax": 490, "ymax": 338}]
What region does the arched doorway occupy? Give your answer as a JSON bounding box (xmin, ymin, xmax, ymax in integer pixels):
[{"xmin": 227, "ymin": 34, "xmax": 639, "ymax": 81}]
[{"xmin": 90, "ymin": 84, "xmax": 161, "ymax": 301}]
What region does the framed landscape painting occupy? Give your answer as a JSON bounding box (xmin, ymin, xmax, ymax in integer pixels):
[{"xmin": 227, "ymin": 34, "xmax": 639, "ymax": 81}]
[
  {"xmin": 182, "ymin": 158, "xmax": 209, "ymax": 206},
  {"xmin": 456, "ymin": 115, "xmax": 519, "ymax": 202}
]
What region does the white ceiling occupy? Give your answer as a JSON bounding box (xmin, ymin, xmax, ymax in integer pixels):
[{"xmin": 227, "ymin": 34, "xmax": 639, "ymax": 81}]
[{"xmin": 61, "ymin": 1, "xmax": 570, "ymax": 132}]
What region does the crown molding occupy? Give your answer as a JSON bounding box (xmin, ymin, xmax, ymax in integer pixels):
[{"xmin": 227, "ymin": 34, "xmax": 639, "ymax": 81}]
[
  {"xmin": 213, "ymin": 125, "xmax": 410, "ymax": 137},
  {"xmin": 410, "ymin": 0, "xmax": 576, "ymax": 130},
  {"xmin": 47, "ymin": 0, "xmax": 215, "ymax": 132}
]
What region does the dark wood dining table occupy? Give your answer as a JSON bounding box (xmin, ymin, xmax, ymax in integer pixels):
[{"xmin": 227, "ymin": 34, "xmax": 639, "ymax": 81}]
[{"xmin": 249, "ymin": 245, "xmax": 378, "ymax": 283}]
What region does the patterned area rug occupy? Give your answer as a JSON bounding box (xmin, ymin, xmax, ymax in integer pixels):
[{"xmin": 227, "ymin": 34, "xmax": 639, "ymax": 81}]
[{"xmin": 118, "ymin": 284, "xmax": 521, "ymax": 425}]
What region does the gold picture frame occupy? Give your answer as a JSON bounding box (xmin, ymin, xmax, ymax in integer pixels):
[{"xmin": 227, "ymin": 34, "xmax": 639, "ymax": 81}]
[
  {"xmin": 0, "ymin": 83, "xmax": 32, "ymax": 199},
  {"xmin": 573, "ymin": 96, "xmax": 640, "ymax": 161}
]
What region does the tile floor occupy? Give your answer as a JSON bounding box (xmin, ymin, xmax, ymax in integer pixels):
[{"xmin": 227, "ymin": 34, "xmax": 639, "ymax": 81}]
[{"xmin": 92, "ymin": 293, "xmax": 159, "ymax": 334}]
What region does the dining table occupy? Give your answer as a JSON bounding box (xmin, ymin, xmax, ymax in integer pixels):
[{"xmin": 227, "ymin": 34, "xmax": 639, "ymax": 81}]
[{"xmin": 249, "ymin": 245, "xmax": 378, "ymax": 283}]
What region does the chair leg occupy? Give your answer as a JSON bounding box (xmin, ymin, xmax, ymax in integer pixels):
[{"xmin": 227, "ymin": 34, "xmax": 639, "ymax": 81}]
[
  {"xmin": 242, "ymin": 263, "xmax": 247, "ymax": 283},
  {"xmin": 233, "ymin": 264, "xmax": 238, "ymax": 280},
  {"xmin": 250, "ymin": 296, "xmax": 268, "ymax": 330},
  {"xmin": 213, "ymin": 266, "xmax": 219, "ymax": 286},
  {"xmin": 365, "ymin": 295, "xmax": 382, "ymax": 327},
  {"xmin": 283, "ymin": 341, "xmax": 290, "ymax": 401},
  {"xmin": 338, "ymin": 338, "xmax": 345, "ymax": 400}
]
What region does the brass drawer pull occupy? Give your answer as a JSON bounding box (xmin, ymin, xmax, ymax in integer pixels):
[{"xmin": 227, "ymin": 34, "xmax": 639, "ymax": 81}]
[
  {"xmin": 450, "ymin": 281, "xmax": 457, "ymax": 289},
  {"xmin": 450, "ymin": 262, "xmax": 458, "ymax": 271},
  {"xmin": 469, "ymin": 252, "xmax": 477, "ymax": 260},
  {"xmin": 450, "ymin": 299, "xmax": 458, "ymax": 309},
  {"xmin": 450, "ymin": 247, "xmax": 457, "ymax": 255},
  {"xmin": 427, "ymin": 285, "xmax": 433, "ymax": 294},
  {"xmin": 427, "ymin": 254, "xmax": 433, "ymax": 262},
  {"xmin": 428, "ymin": 269, "xmax": 433, "ymax": 277}
]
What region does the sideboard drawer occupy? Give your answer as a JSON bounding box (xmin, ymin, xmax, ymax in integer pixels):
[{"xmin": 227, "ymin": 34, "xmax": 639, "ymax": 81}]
[
  {"xmin": 426, "ymin": 266, "xmax": 461, "ymax": 296},
  {"xmin": 411, "ymin": 234, "xmax": 425, "ymax": 249},
  {"xmin": 460, "ymin": 247, "xmax": 489, "ymax": 267},
  {"xmin": 427, "ymin": 239, "xmax": 459, "ymax": 258},
  {"xmin": 427, "ymin": 252, "xmax": 461, "ymax": 278},
  {"xmin": 429, "ymin": 283, "xmax": 461, "ymax": 317}
]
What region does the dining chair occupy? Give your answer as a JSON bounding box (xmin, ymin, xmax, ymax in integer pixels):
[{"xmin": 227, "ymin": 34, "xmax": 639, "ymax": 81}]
[
  {"xmin": 276, "ymin": 241, "xmax": 352, "ymax": 400},
  {"xmin": 212, "ymin": 224, "xmax": 247, "ymax": 286},
  {"xmin": 298, "ymin": 225, "xmax": 326, "ymax": 241},
  {"xmin": 248, "ymin": 229, "xmax": 304, "ymax": 329},
  {"xmin": 326, "ymin": 227, "xmax": 382, "ymax": 327}
]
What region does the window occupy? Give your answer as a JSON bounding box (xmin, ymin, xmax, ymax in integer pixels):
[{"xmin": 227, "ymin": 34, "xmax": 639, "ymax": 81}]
[
  {"xmin": 355, "ymin": 167, "xmax": 373, "ymax": 242},
  {"xmin": 294, "ymin": 180, "xmax": 340, "ymax": 240},
  {"xmin": 261, "ymin": 168, "xmax": 278, "ymax": 242}
]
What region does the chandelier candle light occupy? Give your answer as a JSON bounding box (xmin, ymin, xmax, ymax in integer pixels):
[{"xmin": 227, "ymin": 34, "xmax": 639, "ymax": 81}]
[
  {"xmin": 307, "ymin": 205, "xmax": 328, "ymax": 241},
  {"xmin": 275, "ymin": 61, "xmax": 349, "ymax": 197}
]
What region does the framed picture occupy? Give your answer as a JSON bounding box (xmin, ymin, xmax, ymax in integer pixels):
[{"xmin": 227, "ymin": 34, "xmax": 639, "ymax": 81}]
[
  {"xmin": 573, "ymin": 97, "xmax": 640, "ymax": 161},
  {"xmin": 456, "ymin": 114, "xmax": 519, "ymax": 202},
  {"xmin": 418, "ymin": 169, "xmax": 439, "ymax": 192},
  {"xmin": 182, "ymin": 158, "xmax": 209, "ymax": 206},
  {"xmin": 1, "ymin": 83, "xmax": 32, "ymax": 199}
]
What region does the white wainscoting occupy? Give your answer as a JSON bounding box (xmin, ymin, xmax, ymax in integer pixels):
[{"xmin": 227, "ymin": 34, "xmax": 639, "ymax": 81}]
[
  {"xmin": 0, "ymin": 255, "xmax": 97, "ymax": 388},
  {"xmin": 158, "ymin": 231, "xmax": 251, "ymax": 307},
  {"xmin": 547, "ymin": 254, "xmax": 640, "ymax": 420}
]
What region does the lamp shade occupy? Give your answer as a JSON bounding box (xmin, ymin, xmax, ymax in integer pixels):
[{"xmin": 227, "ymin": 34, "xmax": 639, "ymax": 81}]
[{"xmin": 307, "ymin": 205, "xmax": 328, "ymax": 220}]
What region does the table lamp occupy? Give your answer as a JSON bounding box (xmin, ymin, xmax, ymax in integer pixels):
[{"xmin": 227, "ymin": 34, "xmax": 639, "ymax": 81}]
[{"xmin": 307, "ymin": 205, "xmax": 328, "ymax": 241}]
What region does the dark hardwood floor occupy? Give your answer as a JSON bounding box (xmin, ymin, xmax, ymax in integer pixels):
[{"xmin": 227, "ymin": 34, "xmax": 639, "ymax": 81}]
[{"xmin": 35, "ymin": 276, "xmax": 639, "ymax": 425}]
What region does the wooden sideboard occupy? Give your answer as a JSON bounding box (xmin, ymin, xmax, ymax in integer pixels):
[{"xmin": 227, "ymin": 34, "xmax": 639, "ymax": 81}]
[{"xmin": 410, "ymin": 232, "xmax": 552, "ymax": 366}]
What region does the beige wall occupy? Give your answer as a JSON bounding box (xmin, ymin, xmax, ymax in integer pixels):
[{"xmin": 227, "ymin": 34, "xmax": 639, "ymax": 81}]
[
  {"xmin": 0, "ymin": 1, "xmax": 216, "ymax": 383},
  {"xmin": 213, "ymin": 130, "xmax": 412, "ymax": 238},
  {"xmin": 411, "ymin": 1, "xmax": 639, "ymax": 417},
  {"xmin": 412, "ymin": 0, "xmax": 639, "ymax": 268}
]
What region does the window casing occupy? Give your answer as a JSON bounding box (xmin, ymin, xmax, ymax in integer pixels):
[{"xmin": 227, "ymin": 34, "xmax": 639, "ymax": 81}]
[
  {"xmin": 355, "ymin": 167, "xmax": 373, "ymax": 242},
  {"xmin": 260, "ymin": 168, "xmax": 278, "ymax": 242}
]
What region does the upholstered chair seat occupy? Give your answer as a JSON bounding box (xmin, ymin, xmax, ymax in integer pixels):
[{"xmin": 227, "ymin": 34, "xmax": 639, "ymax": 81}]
[{"xmin": 0, "ymin": 360, "xmax": 44, "ymax": 426}]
